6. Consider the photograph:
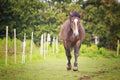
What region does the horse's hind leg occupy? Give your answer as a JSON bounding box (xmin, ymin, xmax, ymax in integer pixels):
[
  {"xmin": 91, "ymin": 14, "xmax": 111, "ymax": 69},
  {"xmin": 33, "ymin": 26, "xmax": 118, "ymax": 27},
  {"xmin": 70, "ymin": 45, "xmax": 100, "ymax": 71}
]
[{"xmin": 73, "ymin": 41, "xmax": 81, "ymax": 71}]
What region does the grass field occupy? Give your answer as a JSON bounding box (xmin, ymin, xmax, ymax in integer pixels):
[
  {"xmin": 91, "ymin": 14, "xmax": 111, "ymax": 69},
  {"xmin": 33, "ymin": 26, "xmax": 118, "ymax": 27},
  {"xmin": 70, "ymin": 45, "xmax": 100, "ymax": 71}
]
[
  {"xmin": 0, "ymin": 39, "xmax": 120, "ymax": 80},
  {"xmin": 0, "ymin": 53, "xmax": 120, "ymax": 80}
]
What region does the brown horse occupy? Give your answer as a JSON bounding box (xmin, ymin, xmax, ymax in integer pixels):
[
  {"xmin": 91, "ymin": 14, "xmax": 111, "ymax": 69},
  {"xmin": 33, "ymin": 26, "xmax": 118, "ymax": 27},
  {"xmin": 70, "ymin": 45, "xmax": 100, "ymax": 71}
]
[{"xmin": 59, "ymin": 12, "xmax": 85, "ymax": 71}]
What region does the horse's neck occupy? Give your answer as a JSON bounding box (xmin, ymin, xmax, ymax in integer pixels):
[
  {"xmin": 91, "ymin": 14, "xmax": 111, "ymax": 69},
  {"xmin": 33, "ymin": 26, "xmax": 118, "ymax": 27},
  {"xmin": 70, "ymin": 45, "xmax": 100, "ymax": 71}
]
[{"xmin": 78, "ymin": 23, "xmax": 86, "ymax": 41}]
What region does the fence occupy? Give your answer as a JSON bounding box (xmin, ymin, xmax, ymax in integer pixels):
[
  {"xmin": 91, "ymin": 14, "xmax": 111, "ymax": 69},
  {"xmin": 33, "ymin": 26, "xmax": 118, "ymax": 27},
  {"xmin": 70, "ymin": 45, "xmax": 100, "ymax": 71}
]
[
  {"xmin": 0, "ymin": 26, "xmax": 119, "ymax": 66},
  {"xmin": 0, "ymin": 26, "xmax": 59, "ymax": 65}
]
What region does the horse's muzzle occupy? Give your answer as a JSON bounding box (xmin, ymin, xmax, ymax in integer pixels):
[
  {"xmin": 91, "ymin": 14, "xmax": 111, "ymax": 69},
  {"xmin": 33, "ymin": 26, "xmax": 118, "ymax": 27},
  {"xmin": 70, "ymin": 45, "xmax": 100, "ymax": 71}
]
[{"xmin": 73, "ymin": 30, "xmax": 79, "ymax": 36}]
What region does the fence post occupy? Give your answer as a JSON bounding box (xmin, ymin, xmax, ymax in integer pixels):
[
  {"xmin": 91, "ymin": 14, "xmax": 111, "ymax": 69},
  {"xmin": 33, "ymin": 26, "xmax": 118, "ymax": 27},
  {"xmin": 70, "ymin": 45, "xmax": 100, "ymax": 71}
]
[
  {"xmin": 30, "ymin": 32, "xmax": 33, "ymax": 62},
  {"xmin": 14, "ymin": 29, "xmax": 16, "ymax": 64},
  {"xmin": 117, "ymin": 40, "xmax": 119, "ymax": 56},
  {"xmin": 43, "ymin": 33, "xmax": 46, "ymax": 59},
  {"xmin": 22, "ymin": 33, "xmax": 26, "ymax": 64},
  {"xmin": 56, "ymin": 37, "xmax": 58, "ymax": 53},
  {"xmin": 40, "ymin": 34, "xmax": 43, "ymax": 54},
  {"xmin": 52, "ymin": 37, "xmax": 55, "ymax": 54},
  {"xmin": 5, "ymin": 26, "xmax": 8, "ymax": 65},
  {"xmin": 47, "ymin": 33, "xmax": 51, "ymax": 52}
]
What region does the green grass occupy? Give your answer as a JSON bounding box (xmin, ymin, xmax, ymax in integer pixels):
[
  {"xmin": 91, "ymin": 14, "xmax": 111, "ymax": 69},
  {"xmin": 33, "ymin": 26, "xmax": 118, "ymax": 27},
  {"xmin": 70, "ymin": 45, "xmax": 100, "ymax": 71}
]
[
  {"xmin": 0, "ymin": 53, "xmax": 120, "ymax": 80},
  {"xmin": 0, "ymin": 38, "xmax": 120, "ymax": 80}
]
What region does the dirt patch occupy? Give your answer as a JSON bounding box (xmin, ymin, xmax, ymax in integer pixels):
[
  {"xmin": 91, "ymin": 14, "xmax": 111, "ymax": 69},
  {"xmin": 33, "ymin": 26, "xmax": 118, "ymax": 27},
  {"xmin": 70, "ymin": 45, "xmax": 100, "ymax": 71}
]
[
  {"xmin": 78, "ymin": 67, "xmax": 120, "ymax": 80},
  {"xmin": 79, "ymin": 76, "xmax": 90, "ymax": 80},
  {"xmin": 78, "ymin": 71, "xmax": 108, "ymax": 80}
]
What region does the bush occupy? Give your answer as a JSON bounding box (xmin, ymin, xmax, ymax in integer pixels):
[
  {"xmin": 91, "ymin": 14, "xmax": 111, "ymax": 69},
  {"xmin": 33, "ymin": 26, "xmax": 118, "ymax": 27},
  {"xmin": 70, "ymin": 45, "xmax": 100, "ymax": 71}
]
[
  {"xmin": 88, "ymin": 44, "xmax": 99, "ymax": 54},
  {"xmin": 99, "ymin": 47, "xmax": 106, "ymax": 55},
  {"xmin": 80, "ymin": 44, "xmax": 88, "ymax": 54},
  {"xmin": 99, "ymin": 47, "xmax": 116, "ymax": 58},
  {"xmin": 80, "ymin": 44, "xmax": 117, "ymax": 58}
]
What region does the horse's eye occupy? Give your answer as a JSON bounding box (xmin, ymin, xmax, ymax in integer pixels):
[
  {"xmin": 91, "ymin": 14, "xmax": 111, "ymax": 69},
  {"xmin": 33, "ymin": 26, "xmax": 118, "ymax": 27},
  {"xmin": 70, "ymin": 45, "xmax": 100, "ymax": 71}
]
[
  {"xmin": 71, "ymin": 15, "xmax": 73, "ymax": 17},
  {"xmin": 71, "ymin": 20, "xmax": 74, "ymax": 22}
]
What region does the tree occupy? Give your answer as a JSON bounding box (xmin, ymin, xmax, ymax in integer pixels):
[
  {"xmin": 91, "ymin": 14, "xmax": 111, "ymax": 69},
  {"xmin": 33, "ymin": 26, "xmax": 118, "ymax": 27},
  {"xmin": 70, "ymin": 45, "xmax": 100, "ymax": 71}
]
[
  {"xmin": 83, "ymin": 0, "xmax": 120, "ymax": 49},
  {"xmin": 0, "ymin": 0, "xmax": 119, "ymax": 50}
]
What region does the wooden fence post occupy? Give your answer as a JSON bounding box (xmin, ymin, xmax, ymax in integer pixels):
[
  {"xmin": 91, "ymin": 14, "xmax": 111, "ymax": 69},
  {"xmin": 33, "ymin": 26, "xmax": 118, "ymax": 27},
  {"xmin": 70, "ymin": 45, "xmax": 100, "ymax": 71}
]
[
  {"xmin": 22, "ymin": 33, "xmax": 26, "ymax": 64},
  {"xmin": 117, "ymin": 40, "xmax": 119, "ymax": 56},
  {"xmin": 30, "ymin": 32, "xmax": 33, "ymax": 62},
  {"xmin": 14, "ymin": 29, "xmax": 16, "ymax": 64},
  {"xmin": 5, "ymin": 26, "xmax": 8, "ymax": 65}
]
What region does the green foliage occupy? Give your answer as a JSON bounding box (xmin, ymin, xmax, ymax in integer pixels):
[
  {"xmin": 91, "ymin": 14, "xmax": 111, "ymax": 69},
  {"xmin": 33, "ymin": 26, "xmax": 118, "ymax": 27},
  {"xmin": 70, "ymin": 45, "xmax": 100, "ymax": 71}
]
[
  {"xmin": 0, "ymin": 37, "xmax": 119, "ymax": 58},
  {"xmin": 83, "ymin": 0, "xmax": 120, "ymax": 49},
  {"xmin": 0, "ymin": 0, "xmax": 120, "ymax": 50},
  {"xmin": 99, "ymin": 47, "xmax": 116, "ymax": 58},
  {"xmin": 56, "ymin": 12, "xmax": 67, "ymax": 24},
  {"xmin": 80, "ymin": 44, "xmax": 117, "ymax": 58},
  {"xmin": 80, "ymin": 45, "xmax": 88, "ymax": 53}
]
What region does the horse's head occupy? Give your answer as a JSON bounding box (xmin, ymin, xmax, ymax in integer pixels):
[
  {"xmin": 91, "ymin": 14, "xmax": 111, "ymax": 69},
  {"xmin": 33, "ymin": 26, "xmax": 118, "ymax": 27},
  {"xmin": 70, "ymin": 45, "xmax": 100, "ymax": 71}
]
[{"xmin": 69, "ymin": 12, "xmax": 80, "ymax": 36}]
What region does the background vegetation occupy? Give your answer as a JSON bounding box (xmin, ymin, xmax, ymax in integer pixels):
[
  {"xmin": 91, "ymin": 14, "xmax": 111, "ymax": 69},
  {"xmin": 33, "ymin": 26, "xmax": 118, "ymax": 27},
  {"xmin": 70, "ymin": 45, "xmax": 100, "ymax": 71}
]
[
  {"xmin": 0, "ymin": 0, "xmax": 120, "ymax": 80},
  {"xmin": 0, "ymin": 0, "xmax": 120, "ymax": 50}
]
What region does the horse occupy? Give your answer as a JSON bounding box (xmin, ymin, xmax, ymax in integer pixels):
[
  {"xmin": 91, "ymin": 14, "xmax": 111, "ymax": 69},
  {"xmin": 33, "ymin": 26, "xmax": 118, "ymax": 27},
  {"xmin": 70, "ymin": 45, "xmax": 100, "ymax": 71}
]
[{"xmin": 59, "ymin": 12, "xmax": 85, "ymax": 71}]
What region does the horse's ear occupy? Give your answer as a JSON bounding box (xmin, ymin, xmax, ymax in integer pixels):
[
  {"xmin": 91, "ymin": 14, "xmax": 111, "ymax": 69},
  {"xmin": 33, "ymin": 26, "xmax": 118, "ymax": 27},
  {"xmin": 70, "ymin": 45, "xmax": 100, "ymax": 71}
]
[
  {"xmin": 77, "ymin": 12, "xmax": 81, "ymax": 19},
  {"xmin": 69, "ymin": 12, "xmax": 73, "ymax": 18},
  {"xmin": 78, "ymin": 14, "xmax": 80, "ymax": 19},
  {"xmin": 69, "ymin": 12, "xmax": 73, "ymax": 21}
]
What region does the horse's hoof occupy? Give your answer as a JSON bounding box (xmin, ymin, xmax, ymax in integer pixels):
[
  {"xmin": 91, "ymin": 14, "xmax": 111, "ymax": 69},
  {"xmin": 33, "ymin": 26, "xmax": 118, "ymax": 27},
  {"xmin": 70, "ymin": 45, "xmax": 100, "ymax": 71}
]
[
  {"xmin": 67, "ymin": 67, "xmax": 71, "ymax": 70},
  {"xmin": 67, "ymin": 64, "xmax": 72, "ymax": 70},
  {"xmin": 73, "ymin": 66, "xmax": 78, "ymax": 71}
]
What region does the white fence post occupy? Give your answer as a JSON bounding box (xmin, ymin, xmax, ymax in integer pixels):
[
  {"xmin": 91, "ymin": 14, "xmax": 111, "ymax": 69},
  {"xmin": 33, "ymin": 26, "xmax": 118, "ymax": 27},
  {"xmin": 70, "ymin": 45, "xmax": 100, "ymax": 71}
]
[
  {"xmin": 47, "ymin": 33, "xmax": 51, "ymax": 52},
  {"xmin": 22, "ymin": 33, "xmax": 26, "ymax": 64},
  {"xmin": 30, "ymin": 32, "xmax": 33, "ymax": 62},
  {"xmin": 14, "ymin": 29, "xmax": 16, "ymax": 64},
  {"xmin": 43, "ymin": 33, "xmax": 46, "ymax": 59},
  {"xmin": 5, "ymin": 26, "xmax": 8, "ymax": 65},
  {"xmin": 40, "ymin": 34, "xmax": 43, "ymax": 54},
  {"xmin": 52, "ymin": 37, "xmax": 55, "ymax": 54},
  {"xmin": 117, "ymin": 40, "xmax": 119, "ymax": 56},
  {"xmin": 56, "ymin": 37, "xmax": 58, "ymax": 53}
]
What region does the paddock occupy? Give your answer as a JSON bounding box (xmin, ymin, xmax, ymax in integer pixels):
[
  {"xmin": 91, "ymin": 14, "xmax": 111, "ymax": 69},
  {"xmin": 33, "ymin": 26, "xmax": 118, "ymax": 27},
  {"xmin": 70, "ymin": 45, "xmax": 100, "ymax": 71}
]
[{"xmin": 0, "ymin": 26, "xmax": 120, "ymax": 80}]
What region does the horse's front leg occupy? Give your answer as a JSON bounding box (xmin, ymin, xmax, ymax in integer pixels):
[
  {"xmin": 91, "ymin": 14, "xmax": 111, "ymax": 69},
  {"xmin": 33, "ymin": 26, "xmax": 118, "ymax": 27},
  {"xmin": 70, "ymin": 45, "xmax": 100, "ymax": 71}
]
[
  {"xmin": 63, "ymin": 41, "xmax": 72, "ymax": 70},
  {"xmin": 73, "ymin": 40, "xmax": 81, "ymax": 71},
  {"xmin": 65, "ymin": 48, "xmax": 72, "ymax": 70}
]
